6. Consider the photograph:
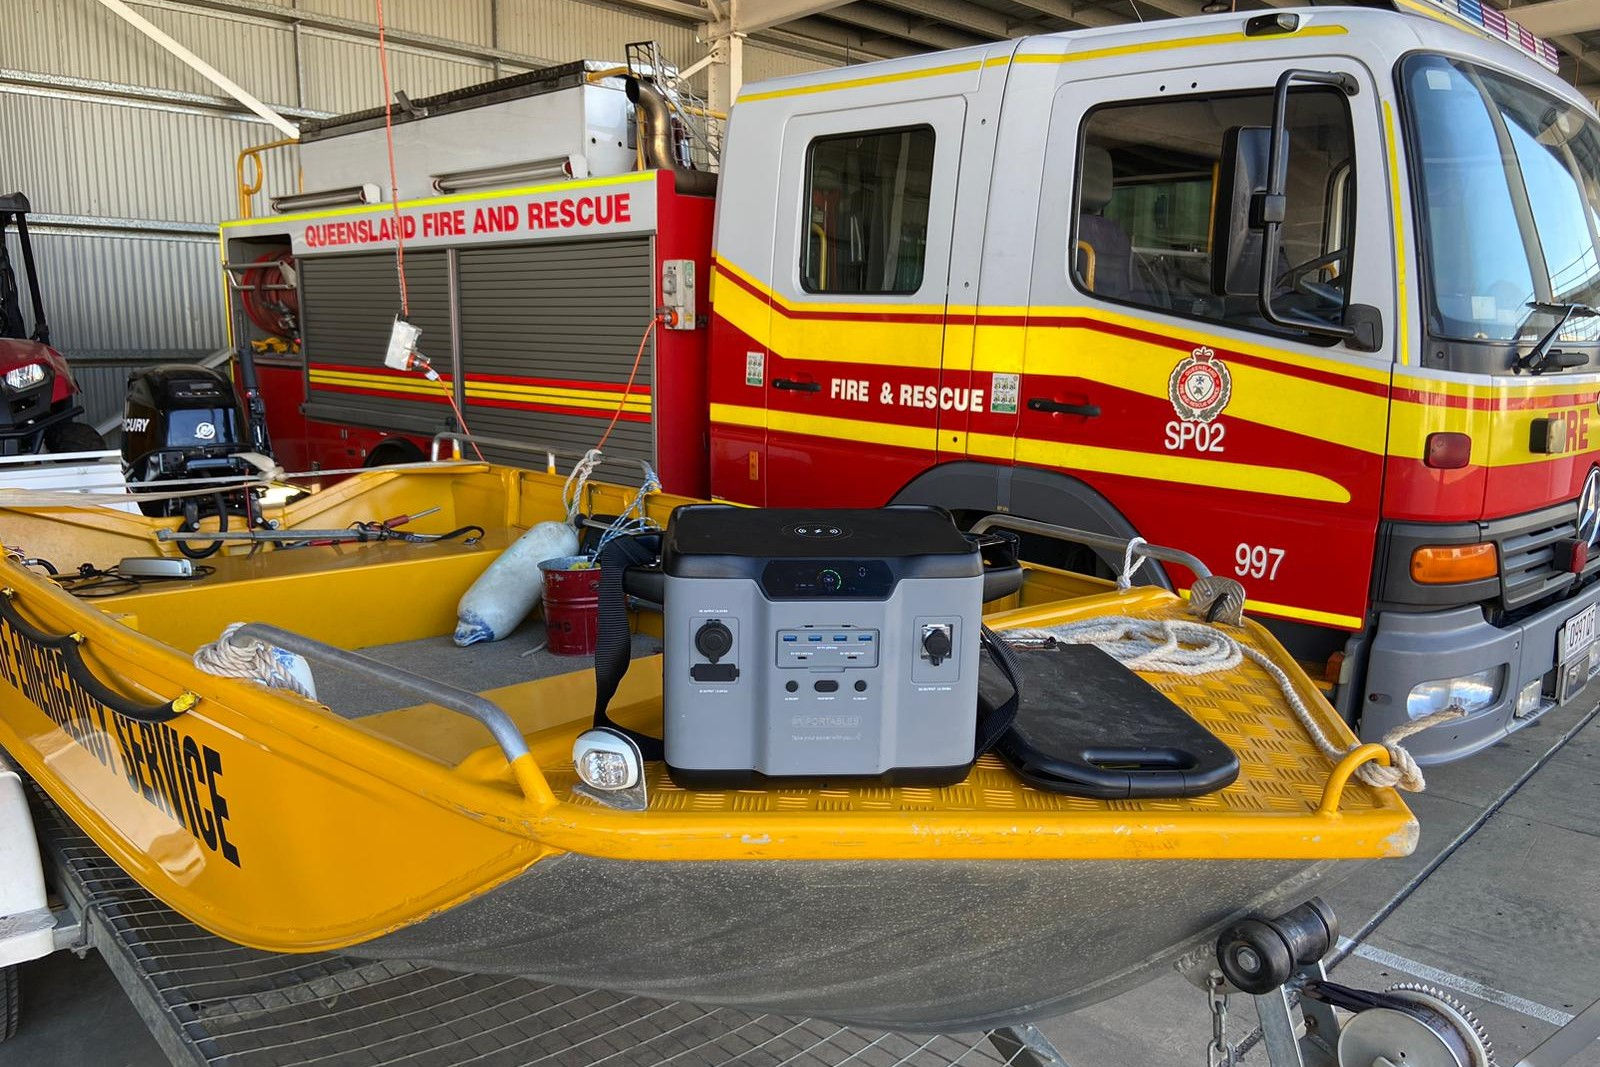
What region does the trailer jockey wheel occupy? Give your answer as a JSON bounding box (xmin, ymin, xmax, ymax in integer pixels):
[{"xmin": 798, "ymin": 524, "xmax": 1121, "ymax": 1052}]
[
  {"xmin": 1336, "ymin": 984, "xmax": 1495, "ymax": 1067},
  {"xmin": 1216, "ymin": 898, "xmax": 1339, "ymax": 994}
]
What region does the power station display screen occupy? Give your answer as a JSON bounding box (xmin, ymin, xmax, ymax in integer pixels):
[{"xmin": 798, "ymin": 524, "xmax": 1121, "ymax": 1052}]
[{"xmin": 760, "ymin": 560, "xmax": 895, "ymax": 599}]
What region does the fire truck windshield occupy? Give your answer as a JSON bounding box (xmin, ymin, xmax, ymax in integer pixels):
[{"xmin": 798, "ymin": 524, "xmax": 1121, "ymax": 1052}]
[{"xmin": 1403, "ymin": 54, "xmax": 1600, "ymax": 365}]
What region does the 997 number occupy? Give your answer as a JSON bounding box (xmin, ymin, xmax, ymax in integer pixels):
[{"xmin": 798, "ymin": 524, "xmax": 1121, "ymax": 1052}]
[{"xmin": 1235, "ymin": 544, "xmax": 1285, "ymax": 581}]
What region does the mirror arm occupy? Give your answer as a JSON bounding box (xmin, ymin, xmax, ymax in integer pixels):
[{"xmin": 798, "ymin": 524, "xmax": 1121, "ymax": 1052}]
[{"xmin": 1255, "ymin": 69, "xmax": 1379, "ymax": 352}]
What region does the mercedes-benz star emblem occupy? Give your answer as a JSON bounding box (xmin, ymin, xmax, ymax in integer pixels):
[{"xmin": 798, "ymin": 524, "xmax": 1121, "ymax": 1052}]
[{"xmin": 1578, "ymin": 469, "xmax": 1600, "ymax": 547}]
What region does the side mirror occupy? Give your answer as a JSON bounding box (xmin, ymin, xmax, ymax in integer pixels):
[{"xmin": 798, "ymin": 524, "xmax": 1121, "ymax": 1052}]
[
  {"xmin": 1213, "ymin": 71, "xmax": 1383, "ymax": 354},
  {"xmin": 1211, "ymin": 126, "xmax": 1272, "ymax": 298}
]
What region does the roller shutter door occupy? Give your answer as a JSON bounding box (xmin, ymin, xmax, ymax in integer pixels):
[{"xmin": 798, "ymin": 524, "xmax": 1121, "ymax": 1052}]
[
  {"xmin": 457, "ymin": 237, "xmax": 654, "ymax": 475},
  {"xmin": 299, "ymin": 251, "xmax": 454, "ymax": 435}
]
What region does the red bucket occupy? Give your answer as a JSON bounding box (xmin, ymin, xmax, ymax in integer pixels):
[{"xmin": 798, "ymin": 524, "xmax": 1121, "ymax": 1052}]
[{"xmin": 539, "ymin": 556, "xmax": 602, "ymax": 656}]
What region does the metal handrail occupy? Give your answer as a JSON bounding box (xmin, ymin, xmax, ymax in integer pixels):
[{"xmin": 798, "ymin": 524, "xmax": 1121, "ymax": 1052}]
[
  {"xmin": 429, "ymin": 432, "xmax": 558, "ymax": 471},
  {"xmin": 235, "ymin": 137, "xmax": 300, "ymax": 219},
  {"xmin": 231, "ymin": 624, "xmax": 553, "ymax": 806},
  {"xmin": 966, "ymin": 514, "xmax": 1212, "ymax": 582}
]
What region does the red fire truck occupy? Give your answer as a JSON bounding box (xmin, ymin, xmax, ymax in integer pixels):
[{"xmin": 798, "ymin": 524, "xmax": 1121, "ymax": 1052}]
[{"xmin": 222, "ymin": 2, "xmax": 1600, "ymax": 764}]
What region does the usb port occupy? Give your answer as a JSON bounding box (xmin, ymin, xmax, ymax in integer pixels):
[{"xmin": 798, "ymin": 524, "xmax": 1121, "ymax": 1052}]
[
  {"xmin": 808, "ymin": 634, "xmax": 823, "ymax": 642},
  {"xmin": 858, "ymin": 634, "xmax": 873, "ymax": 641},
  {"xmin": 833, "ymin": 635, "xmax": 848, "ymax": 641},
  {"xmin": 782, "ymin": 634, "xmax": 798, "ymax": 642}
]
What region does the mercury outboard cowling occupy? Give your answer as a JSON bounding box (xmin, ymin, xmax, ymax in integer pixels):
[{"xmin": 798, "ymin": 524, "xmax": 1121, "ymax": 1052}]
[{"xmin": 122, "ymin": 364, "xmax": 253, "ymax": 519}]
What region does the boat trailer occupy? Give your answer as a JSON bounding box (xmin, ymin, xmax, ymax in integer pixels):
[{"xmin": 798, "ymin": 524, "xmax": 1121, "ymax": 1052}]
[{"xmin": 4, "ymin": 753, "xmax": 1595, "ymax": 1067}]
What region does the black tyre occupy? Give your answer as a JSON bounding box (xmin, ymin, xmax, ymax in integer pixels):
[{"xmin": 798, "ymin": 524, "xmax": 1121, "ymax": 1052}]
[
  {"xmin": 43, "ymin": 421, "xmax": 107, "ymax": 453},
  {"xmin": 1, "ymin": 963, "xmax": 18, "ymax": 1042},
  {"xmin": 364, "ymin": 437, "xmax": 426, "ymax": 467}
]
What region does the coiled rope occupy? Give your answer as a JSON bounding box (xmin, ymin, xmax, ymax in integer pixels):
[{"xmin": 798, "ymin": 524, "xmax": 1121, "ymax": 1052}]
[
  {"xmin": 1006, "ymin": 577, "xmax": 1457, "ymax": 793},
  {"xmin": 193, "ymin": 623, "xmax": 317, "ymax": 700}
]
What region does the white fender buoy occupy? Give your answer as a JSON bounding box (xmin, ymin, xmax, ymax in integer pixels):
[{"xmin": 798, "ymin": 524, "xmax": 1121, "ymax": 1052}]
[{"xmin": 454, "ymin": 520, "xmax": 579, "ymax": 646}]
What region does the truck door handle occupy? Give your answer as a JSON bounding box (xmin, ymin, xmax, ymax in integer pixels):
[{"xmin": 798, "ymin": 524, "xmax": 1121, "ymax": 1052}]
[
  {"xmin": 772, "ymin": 378, "xmax": 821, "ymax": 393},
  {"xmin": 1027, "ymin": 397, "xmax": 1101, "ymax": 417}
]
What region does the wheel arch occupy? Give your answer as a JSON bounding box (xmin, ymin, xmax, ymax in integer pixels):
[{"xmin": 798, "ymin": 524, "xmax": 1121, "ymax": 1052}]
[{"xmin": 889, "ymin": 461, "xmax": 1171, "ymax": 590}]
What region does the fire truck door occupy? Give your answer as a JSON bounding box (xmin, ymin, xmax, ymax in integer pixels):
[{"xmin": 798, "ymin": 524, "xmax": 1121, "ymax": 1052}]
[
  {"xmin": 762, "ymin": 98, "xmax": 966, "ymax": 506},
  {"xmin": 1018, "ymin": 59, "xmax": 1395, "ymax": 627}
]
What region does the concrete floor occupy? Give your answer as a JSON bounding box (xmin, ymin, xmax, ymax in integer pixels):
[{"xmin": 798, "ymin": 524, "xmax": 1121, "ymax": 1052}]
[{"xmin": 2, "ymin": 696, "xmax": 1596, "ymax": 1066}]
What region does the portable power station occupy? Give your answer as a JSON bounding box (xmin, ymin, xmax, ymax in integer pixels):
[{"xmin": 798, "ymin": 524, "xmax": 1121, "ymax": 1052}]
[{"xmin": 658, "ymin": 504, "xmax": 985, "ymax": 786}]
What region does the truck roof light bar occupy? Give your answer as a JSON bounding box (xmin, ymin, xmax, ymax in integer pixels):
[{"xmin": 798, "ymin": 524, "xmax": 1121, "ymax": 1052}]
[
  {"xmin": 1368, "ymin": 0, "xmax": 1561, "ymax": 72},
  {"xmin": 270, "ymin": 184, "xmax": 380, "ymax": 213},
  {"xmin": 431, "ymin": 155, "xmax": 585, "ymax": 194}
]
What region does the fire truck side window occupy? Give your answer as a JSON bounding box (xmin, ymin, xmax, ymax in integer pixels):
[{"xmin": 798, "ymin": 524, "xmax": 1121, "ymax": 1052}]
[
  {"xmin": 802, "ymin": 126, "xmax": 936, "ymax": 295},
  {"xmin": 1072, "ymin": 90, "xmax": 1356, "ymax": 334}
]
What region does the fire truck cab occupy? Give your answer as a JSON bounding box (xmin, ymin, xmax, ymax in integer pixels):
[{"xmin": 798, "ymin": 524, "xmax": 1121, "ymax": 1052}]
[
  {"xmin": 223, "ymin": 1, "xmax": 1600, "ymax": 764},
  {"xmin": 708, "ymin": 2, "xmax": 1600, "ymax": 762}
]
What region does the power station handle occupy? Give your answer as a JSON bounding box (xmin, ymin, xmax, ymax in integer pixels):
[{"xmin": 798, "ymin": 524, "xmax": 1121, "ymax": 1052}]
[
  {"xmin": 1026, "ymin": 397, "xmax": 1100, "ymax": 417},
  {"xmin": 772, "ymin": 378, "xmax": 821, "ymax": 393}
]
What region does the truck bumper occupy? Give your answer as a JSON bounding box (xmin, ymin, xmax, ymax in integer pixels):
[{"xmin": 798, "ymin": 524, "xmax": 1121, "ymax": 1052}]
[{"xmin": 1361, "ymin": 583, "xmax": 1600, "ymax": 763}]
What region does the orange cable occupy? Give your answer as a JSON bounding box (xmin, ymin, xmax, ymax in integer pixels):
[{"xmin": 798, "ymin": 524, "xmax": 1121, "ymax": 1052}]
[
  {"xmin": 375, "ymin": 0, "xmax": 409, "ymax": 316},
  {"xmin": 597, "ymin": 317, "xmax": 658, "ymax": 451},
  {"xmin": 443, "ymin": 383, "xmax": 485, "ymax": 462}
]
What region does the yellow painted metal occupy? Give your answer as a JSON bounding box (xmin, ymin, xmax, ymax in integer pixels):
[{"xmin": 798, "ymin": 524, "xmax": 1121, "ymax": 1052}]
[
  {"xmin": 235, "ymin": 137, "xmax": 300, "ymax": 220},
  {"xmin": 1317, "ymin": 744, "xmax": 1393, "ymax": 816},
  {"xmin": 0, "ymin": 464, "xmax": 1415, "ymax": 957}
]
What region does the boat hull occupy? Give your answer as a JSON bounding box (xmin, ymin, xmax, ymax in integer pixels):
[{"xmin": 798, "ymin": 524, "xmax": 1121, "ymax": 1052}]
[{"xmin": 350, "ymin": 851, "xmax": 1356, "ymax": 1031}]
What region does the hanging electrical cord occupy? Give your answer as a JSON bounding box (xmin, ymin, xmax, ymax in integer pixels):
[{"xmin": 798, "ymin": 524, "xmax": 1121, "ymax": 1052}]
[
  {"xmin": 375, "ymin": 0, "xmax": 408, "ymax": 317},
  {"xmin": 599, "ymin": 316, "xmax": 658, "ymax": 451},
  {"xmin": 562, "ymin": 314, "xmax": 661, "ymax": 524}
]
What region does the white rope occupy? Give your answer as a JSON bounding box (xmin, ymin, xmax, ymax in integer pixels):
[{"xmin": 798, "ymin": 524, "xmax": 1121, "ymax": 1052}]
[
  {"xmin": 1117, "ymin": 536, "xmax": 1150, "ymax": 590},
  {"xmin": 193, "ymin": 623, "xmax": 316, "ymax": 700},
  {"xmin": 1004, "ymin": 614, "xmax": 1455, "ymax": 793},
  {"xmin": 562, "ymin": 448, "xmax": 604, "ymax": 525}
]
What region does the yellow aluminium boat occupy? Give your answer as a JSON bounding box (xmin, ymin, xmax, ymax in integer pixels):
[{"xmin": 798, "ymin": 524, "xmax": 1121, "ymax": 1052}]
[{"xmin": 0, "ymin": 461, "xmax": 1416, "ymax": 1031}]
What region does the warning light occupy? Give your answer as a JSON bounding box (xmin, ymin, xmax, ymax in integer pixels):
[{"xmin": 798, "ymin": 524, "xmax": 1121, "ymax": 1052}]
[{"xmin": 1424, "ymin": 432, "xmax": 1471, "ymax": 469}]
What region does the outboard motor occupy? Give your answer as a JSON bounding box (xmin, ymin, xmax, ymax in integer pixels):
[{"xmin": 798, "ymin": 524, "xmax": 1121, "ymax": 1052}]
[{"xmin": 122, "ymin": 364, "xmax": 255, "ymax": 522}]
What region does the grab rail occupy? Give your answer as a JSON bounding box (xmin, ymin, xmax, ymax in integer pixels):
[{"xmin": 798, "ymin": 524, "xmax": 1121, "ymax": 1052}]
[
  {"xmin": 1316, "ymin": 744, "xmax": 1392, "ymax": 817},
  {"xmin": 429, "ymin": 432, "xmax": 558, "ymax": 471},
  {"xmin": 236, "ymin": 137, "xmax": 300, "ymax": 219},
  {"xmin": 230, "ymin": 624, "xmax": 553, "ymax": 807},
  {"xmin": 966, "ymin": 515, "xmax": 1212, "ymax": 584},
  {"xmin": 0, "ymin": 588, "xmax": 199, "ymax": 723}
]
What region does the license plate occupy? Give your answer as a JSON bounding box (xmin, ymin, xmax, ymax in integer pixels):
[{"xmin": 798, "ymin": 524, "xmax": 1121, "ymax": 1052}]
[
  {"xmin": 1556, "ymin": 604, "xmax": 1598, "ymax": 703},
  {"xmin": 1560, "ymin": 604, "xmax": 1597, "ymax": 663}
]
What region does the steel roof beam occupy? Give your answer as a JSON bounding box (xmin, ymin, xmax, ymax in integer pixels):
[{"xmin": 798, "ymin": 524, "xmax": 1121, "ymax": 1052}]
[
  {"xmin": 92, "ymin": 0, "xmax": 298, "ymax": 136},
  {"xmin": 1501, "ymin": 0, "xmax": 1600, "ymax": 37},
  {"xmin": 770, "ymin": 16, "xmax": 925, "ymax": 58},
  {"xmin": 824, "ymin": 6, "xmax": 988, "ymax": 50},
  {"xmin": 733, "ymin": 0, "xmax": 856, "ymax": 33},
  {"xmin": 870, "ymin": 0, "xmax": 1017, "ymax": 39}
]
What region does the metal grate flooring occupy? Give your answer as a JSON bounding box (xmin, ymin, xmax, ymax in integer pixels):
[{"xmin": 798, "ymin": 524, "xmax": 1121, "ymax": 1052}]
[{"xmin": 23, "ymin": 778, "xmax": 1060, "ymax": 1067}]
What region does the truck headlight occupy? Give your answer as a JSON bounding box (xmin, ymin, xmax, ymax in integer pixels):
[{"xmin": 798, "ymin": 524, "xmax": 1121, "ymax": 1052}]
[
  {"xmin": 4, "ymin": 363, "xmax": 45, "ymax": 391},
  {"xmin": 1406, "ymin": 667, "xmax": 1501, "ymax": 719}
]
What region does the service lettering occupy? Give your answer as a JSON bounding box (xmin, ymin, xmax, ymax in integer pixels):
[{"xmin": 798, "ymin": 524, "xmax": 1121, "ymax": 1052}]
[{"xmin": 0, "ymin": 617, "xmax": 243, "ymax": 868}]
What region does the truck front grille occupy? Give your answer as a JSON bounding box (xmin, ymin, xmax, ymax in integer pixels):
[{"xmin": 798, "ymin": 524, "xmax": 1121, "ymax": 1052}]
[{"xmin": 1492, "ymin": 501, "xmax": 1600, "ymax": 611}]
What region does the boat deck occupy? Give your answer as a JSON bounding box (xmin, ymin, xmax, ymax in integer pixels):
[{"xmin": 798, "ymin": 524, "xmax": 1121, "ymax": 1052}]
[{"xmin": 18, "ymin": 770, "xmax": 1059, "ymax": 1067}]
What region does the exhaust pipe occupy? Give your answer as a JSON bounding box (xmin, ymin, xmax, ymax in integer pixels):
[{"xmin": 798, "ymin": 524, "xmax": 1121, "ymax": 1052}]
[{"xmin": 625, "ymin": 78, "xmax": 718, "ymax": 197}]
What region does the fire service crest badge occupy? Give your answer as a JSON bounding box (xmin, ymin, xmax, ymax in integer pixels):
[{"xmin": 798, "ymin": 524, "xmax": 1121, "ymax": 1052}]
[{"xmin": 1168, "ymin": 345, "xmax": 1232, "ymax": 423}]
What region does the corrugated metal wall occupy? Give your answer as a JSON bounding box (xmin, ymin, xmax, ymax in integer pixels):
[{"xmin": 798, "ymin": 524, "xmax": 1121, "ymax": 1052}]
[{"xmin": 0, "ymin": 0, "xmax": 848, "ymax": 410}]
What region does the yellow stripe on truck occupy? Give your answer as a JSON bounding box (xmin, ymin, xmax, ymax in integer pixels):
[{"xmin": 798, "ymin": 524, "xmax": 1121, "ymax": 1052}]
[{"xmin": 712, "ymin": 402, "xmax": 1352, "ymax": 503}]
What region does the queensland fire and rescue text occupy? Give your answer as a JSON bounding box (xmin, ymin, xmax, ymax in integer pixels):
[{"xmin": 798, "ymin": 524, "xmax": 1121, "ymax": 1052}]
[{"xmin": 302, "ymin": 193, "xmax": 632, "ymax": 248}]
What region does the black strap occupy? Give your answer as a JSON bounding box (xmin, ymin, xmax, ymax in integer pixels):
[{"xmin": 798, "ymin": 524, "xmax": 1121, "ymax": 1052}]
[
  {"xmin": 0, "ymin": 589, "xmax": 197, "ymax": 723},
  {"xmin": 591, "ymin": 534, "xmax": 664, "ymax": 760},
  {"xmin": 975, "ymin": 625, "xmax": 1022, "ymax": 756}
]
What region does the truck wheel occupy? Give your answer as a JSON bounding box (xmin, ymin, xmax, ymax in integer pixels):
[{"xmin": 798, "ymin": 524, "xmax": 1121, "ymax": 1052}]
[
  {"xmin": 1, "ymin": 964, "xmax": 18, "ymax": 1042},
  {"xmin": 42, "ymin": 421, "xmax": 107, "ymax": 453},
  {"xmin": 364, "ymin": 438, "xmax": 425, "ymax": 467}
]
